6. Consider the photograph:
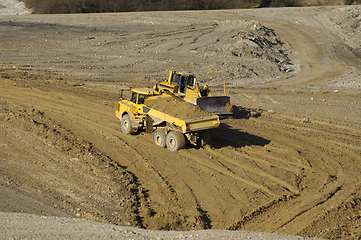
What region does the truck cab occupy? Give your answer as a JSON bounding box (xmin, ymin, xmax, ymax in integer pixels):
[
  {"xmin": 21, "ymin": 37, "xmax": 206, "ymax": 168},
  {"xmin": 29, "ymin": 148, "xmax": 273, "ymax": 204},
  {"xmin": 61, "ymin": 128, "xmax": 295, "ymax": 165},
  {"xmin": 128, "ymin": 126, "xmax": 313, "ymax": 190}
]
[
  {"xmin": 116, "ymin": 88, "xmax": 173, "ymax": 133},
  {"xmin": 116, "ymin": 88, "xmax": 155, "ymax": 131},
  {"xmin": 123, "ymin": 88, "xmax": 154, "ymax": 104}
]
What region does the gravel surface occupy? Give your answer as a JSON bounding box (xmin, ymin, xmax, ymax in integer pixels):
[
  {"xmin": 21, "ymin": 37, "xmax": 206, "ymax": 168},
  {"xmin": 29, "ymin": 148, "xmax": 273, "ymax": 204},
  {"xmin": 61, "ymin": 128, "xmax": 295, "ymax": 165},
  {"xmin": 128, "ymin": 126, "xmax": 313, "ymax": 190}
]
[
  {"xmin": 0, "ymin": 212, "xmax": 320, "ymax": 240},
  {"xmin": 0, "ymin": 0, "xmax": 30, "ymax": 15}
]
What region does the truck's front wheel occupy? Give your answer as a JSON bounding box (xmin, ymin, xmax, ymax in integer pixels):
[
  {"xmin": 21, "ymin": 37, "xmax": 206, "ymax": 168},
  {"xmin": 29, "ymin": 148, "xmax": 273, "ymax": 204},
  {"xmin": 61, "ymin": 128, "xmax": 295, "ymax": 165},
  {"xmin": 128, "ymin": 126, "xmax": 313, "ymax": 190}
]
[
  {"xmin": 166, "ymin": 131, "xmax": 186, "ymax": 151},
  {"xmin": 121, "ymin": 114, "xmax": 135, "ymax": 135}
]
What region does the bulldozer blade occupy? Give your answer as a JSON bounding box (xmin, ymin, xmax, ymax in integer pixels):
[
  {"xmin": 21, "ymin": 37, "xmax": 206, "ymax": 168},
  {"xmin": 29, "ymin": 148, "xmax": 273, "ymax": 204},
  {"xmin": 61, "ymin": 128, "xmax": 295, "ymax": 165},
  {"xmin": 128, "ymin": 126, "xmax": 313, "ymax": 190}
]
[{"xmin": 196, "ymin": 96, "xmax": 233, "ymax": 115}]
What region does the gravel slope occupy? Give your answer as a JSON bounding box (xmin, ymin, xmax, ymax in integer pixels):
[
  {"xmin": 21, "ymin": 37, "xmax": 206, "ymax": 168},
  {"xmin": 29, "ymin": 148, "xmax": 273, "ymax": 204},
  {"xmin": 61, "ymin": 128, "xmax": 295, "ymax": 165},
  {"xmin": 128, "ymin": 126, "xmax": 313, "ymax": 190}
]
[
  {"xmin": 0, "ymin": 212, "xmax": 320, "ymax": 240},
  {"xmin": 0, "ymin": 0, "xmax": 30, "ymax": 15}
]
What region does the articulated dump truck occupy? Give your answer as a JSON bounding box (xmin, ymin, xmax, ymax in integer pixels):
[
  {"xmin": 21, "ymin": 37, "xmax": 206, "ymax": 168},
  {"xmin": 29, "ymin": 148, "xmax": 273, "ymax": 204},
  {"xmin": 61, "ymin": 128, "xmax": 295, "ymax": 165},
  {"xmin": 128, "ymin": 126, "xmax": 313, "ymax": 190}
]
[{"xmin": 115, "ymin": 87, "xmax": 220, "ymax": 151}]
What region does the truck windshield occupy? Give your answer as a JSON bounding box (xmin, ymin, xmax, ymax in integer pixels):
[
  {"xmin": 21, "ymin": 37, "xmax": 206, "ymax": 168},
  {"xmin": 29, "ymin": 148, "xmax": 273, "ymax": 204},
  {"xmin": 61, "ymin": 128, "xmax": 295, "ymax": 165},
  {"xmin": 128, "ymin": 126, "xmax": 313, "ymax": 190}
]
[
  {"xmin": 130, "ymin": 92, "xmax": 137, "ymax": 103},
  {"xmin": 138, "ymin": 94, "xmax": 148, "ymax": 104}
]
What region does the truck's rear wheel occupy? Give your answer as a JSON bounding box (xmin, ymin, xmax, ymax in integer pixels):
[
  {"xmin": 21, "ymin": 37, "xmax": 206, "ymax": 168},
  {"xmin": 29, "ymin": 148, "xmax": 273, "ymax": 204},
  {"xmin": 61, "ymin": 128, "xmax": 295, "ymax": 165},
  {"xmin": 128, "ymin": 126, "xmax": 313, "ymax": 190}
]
[
  {"xmin": 166, "ymin": 131, "xmax": 186, "ymax": 151},
  {"xmin": 121, "ymin": 114, "xmax": 135, "ymax": 135},
  {"xmin": 153, "ymin": 130, "xmax": 166, "ymax": 148}
]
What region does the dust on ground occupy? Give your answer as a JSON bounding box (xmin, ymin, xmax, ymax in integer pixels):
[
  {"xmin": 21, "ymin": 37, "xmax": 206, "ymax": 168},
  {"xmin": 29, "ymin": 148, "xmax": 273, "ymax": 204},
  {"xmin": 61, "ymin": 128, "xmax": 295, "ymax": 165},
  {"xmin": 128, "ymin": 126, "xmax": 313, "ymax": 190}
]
[{"xmin": 0, "ymin": 3, "xmax": 361, "ymax": 240}]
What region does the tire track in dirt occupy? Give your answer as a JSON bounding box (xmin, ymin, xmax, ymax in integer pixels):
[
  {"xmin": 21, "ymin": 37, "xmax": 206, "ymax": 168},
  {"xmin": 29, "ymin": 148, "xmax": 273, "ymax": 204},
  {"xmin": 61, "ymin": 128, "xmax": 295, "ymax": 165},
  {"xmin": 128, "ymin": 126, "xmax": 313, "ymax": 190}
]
[
  {"xmin": 103, "ymin": 23, "xmax": 216, "ymax": 51},
  {"xmin": 122, "ymin": 140, "xmax": 216, "ymax": 230},
  {"xmin": 111, "ymin": 134, "xmax": 210, "ymax": 230},
  {"xmin": 223, "ymin": 111, "xmax": 360, "ymax": 235},
  {"xmin": 204, "ymin": 146, "xmax": 300, "ymax": 194},
  {"xmin": 180, "ymin": 149, "xmax": 277, "ymax": 196}
]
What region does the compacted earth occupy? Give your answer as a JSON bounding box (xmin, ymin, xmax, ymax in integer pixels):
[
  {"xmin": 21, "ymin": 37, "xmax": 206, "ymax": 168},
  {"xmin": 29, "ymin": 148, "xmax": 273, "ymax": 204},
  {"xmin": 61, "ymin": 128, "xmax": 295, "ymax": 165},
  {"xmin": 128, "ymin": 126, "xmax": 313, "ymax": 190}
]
[{"xmin": 0, "ymin": 1, "xmax": 361, "ymax": 239}]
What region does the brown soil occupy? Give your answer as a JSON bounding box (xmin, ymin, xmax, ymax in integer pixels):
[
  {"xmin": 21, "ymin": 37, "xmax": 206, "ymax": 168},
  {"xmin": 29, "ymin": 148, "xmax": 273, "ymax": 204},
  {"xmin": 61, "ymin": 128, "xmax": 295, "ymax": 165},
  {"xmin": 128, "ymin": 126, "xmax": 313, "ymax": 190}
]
[
  {"xmin": 148, "ymin": 96, "xmax": 213, "ymax": 120},
  {"xmin": 1, "ymin": 5, "xmax": 361, "ymax": 240}
]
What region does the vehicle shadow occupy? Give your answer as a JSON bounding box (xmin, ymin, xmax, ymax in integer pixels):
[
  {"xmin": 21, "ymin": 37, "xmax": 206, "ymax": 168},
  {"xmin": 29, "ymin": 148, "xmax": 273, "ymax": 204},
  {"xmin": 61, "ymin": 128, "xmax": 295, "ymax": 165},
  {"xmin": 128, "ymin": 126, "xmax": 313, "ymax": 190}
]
[
  {"xmin": 221, "ymin": 105, "xmax": 262, "ymax": 120},
  {"xmin": 209, "ymin": 123, "xmax": 270, "ymax": 149},
  {"xmin": 209, "ymin": 106, "xmax": 270, "ymax": 149}
]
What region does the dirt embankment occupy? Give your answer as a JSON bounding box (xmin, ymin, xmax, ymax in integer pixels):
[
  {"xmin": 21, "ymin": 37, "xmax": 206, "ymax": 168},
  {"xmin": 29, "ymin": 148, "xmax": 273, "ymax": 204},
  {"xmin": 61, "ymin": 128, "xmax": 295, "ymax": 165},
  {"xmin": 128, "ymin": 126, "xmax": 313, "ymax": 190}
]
[{"xmin": 1, "ymin": 4, "xmax": 361, "ymax": 240}]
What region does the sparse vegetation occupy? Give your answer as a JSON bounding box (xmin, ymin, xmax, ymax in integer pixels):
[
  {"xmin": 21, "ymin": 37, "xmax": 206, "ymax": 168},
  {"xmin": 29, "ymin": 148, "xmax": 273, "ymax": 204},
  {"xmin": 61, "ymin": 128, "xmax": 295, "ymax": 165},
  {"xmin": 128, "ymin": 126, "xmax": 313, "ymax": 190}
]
[
  {"xmin": 21, "ymin": 0, "xmax": 361, "ymax": 14},
  {"xmin": 22, "ymin": 0, "xmax": 256, "ymax": 14}
]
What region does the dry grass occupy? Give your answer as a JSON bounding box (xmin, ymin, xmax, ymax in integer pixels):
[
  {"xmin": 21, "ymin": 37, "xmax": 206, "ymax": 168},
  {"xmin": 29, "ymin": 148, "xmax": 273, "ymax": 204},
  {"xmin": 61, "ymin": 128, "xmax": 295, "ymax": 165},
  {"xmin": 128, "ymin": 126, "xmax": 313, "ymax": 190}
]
[{"xmin": 22, "ymin": 0, "xmax": 361, "ymax": 14}]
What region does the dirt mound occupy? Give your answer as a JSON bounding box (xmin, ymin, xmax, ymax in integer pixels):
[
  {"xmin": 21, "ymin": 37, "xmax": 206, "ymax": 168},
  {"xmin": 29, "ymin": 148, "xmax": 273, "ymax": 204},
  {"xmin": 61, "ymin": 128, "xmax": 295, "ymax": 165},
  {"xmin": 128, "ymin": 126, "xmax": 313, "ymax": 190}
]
[
  {"xmin": 148, "ymin": 96, "xmax": 213, "ymax": 120},
  {"xmin": 197, "ymin": 20, "xmax": 293, "ymax": 83},
  {"xmin": 326, "ymin": 5, "xmax": 361, "ymax": 49}
]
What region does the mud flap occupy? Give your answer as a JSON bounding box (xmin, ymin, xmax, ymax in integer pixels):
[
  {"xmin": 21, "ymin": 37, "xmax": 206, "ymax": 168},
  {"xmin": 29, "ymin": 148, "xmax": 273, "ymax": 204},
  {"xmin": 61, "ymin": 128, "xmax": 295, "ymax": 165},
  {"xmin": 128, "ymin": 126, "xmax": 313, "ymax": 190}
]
[
  {"xmin": 145, "ymin": 115, "xmax": 154, "ymax": 133},
  {"xmin": 196, "ymin": 96, "xmax": 232, "ymax": 115},
  {"xmin": 197, "ymin": 130, "xmax": 211, "ymax": 148}
]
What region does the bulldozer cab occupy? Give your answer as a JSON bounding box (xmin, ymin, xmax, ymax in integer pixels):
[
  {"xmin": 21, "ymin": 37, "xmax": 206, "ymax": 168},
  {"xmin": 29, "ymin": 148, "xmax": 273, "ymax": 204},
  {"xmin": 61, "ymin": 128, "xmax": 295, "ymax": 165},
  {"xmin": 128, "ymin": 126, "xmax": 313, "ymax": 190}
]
[
  {"xmin": 170, "ymin": 71, "xmax": 195, "ymax": 94},
  {"xmin": 155, "ymin": 70, "xmax": 232, "ymax": 115}
]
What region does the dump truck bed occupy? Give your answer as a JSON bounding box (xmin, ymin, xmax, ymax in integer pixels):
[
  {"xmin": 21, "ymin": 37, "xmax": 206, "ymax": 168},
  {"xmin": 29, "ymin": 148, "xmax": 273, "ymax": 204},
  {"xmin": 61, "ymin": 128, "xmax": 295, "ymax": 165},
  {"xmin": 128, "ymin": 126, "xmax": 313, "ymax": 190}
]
[
  {"xmin": 115, "ymin": 91, "xmax": 220, "ymax": 133},
  {"xmin": 143, "ymin": 106, "xmax": 219, "ymax": 133}
]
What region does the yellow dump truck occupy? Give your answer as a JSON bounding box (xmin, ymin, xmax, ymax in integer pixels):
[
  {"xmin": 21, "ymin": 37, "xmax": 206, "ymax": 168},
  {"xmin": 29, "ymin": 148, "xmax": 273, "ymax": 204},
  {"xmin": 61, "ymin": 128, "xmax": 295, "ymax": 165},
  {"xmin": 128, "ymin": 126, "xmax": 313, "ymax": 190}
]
[
  {"xmin": 154, "ymin": 70, "xmax": 233, "ymax": 115},
  {"xmin": 115, "ymin": 87, "xmax": 220, "ymax": 151}
]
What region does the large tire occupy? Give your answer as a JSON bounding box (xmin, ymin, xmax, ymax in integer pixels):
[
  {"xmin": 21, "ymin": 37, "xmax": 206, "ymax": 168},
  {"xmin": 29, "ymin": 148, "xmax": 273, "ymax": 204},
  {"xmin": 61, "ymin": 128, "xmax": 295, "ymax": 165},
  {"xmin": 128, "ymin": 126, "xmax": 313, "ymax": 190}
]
[
  {"xmin": 121, "ymin": 114, "xmax": 135, "ymax": 135},
  {"xmin": 166, "ymin": 131, "xmax": 186, "ymax": 152},
  {"xmin": 153, "ymin": 130, "xmax": 166, "ymax": 148}
]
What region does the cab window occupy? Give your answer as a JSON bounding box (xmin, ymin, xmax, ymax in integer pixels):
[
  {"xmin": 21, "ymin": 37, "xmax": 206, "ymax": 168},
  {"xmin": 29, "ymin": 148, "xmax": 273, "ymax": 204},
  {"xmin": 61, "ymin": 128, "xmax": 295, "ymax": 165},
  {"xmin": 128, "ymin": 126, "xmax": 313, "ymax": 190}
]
[
  {"xmin": 171, "ymin": 73, "xmax": 180, "ymax": 85},
  {"xmin": 172, "ymin": 73, "xmax": 194, "ymax": 87},
  {"xmin": 130, "ymin": 92, "xmax": 137, "ymax": 103},
  {"xmin": 138, "ymin": 94, "xmax": 148, "ymax": 104},
  {"xmin": 186, "ymin": 75, "xmax": 194, "ymax": 86}
]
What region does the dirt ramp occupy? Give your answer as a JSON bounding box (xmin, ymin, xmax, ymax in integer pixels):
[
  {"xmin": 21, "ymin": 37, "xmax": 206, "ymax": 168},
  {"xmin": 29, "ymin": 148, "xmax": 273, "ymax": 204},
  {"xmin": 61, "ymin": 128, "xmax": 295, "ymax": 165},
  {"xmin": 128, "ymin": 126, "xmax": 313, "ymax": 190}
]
[{"xmin": 0, "ymin": 100, "xmax": 144, "ymax": 226}]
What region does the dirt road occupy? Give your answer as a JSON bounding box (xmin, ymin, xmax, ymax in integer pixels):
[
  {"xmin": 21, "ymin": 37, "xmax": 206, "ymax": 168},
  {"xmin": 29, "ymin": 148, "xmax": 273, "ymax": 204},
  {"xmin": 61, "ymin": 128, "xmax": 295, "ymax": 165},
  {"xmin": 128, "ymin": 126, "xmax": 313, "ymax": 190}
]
[{"xmin": 1, "ymin": 5, "xmax": 361, "ymax": 240}]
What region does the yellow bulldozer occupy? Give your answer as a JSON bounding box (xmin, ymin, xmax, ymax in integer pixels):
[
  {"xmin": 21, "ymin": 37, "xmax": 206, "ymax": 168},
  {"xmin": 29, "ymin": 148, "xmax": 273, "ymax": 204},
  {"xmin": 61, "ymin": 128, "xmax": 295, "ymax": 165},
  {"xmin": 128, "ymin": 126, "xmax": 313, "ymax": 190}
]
[{"xmin": 154, "ymin": 70, "xmax": 233, "ymax": 115}]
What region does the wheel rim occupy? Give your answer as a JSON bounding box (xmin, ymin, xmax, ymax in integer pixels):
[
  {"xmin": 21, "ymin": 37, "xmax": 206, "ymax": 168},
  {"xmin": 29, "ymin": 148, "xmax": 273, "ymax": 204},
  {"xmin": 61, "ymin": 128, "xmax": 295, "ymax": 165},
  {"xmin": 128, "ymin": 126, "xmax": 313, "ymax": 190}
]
[
  {"xmin": 155, "ymin": 135, "xmax": 162, "ymax": 145},
  {"xmin": 168, "ymin": 137, "xmax": 176, "ymax": 149},
  {"xmin": 123, "ymin": 119, "xmax": 129, "ymax": 131}
]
